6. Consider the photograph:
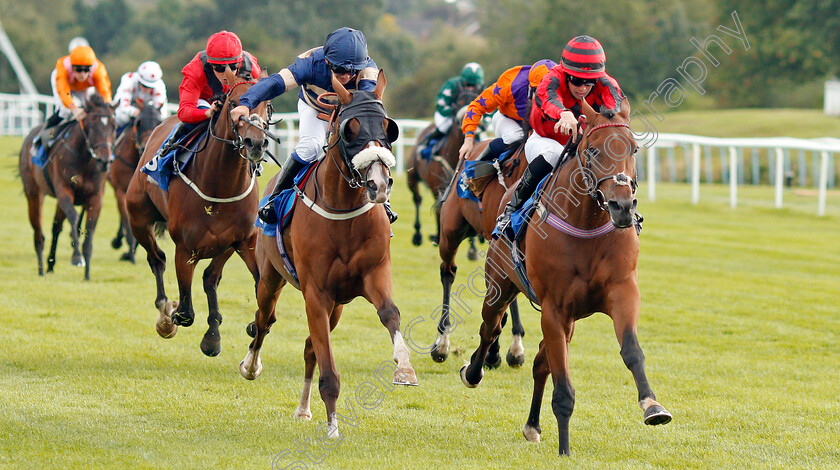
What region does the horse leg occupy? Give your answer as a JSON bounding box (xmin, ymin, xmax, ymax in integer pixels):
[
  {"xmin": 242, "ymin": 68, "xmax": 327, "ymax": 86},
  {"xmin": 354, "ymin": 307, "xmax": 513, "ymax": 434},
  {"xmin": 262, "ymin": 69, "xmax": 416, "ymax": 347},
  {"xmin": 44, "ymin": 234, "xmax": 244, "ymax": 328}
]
[
  {"xmin": 199, "ymin": 249, "xmax": 234, "ymax": 357},
  {"xmin": 506, "ymin": 298, "xmax": 526, "ymax": 367},
  {"xmin": 25, "ymin": 191, "xmax": 46, "ymax": 276},
  {"xmin": 171, "ymin": 245, "xmax": 197, "ymax": 328},
  {"xmin": 460, "ymin": 260, "xmax": 518, "ymax": 387},
  {"xmin": 431, "ymin": 263, "xmax": 455, "ymax": 362},
  {"xmin": 608, "ymin": 284, "xmax": 672, "ymax": 426},
  {"xmin": 363, "ymin": 269, "xmax": 418, "ymax": 386},
  {"xmin": 523, "ymin": 339, "xmax": 548, "ymax": 443},
  {"xmin": 115, "ymin": 187, "xmax": 136, "ymax": 263},
  {"xmin": 541, "ymin": 306, "xmax": 576, "ymax": 456},
  {"xmin": 53, "ymin": 190, "xmax": 84, "ymax": 268},
  {"xmin": 124, "ymin": 219, "xmax": 138, "ymax": 264},
  {"xmin": 295, "ymin": 304, "xmax": 343, "ymax": 421},
  {"xmin": 240, "ymin": 267, "xmax": 285, "ymax": 380},
  {"xmin": 234, "ymin": 235, "xmax": 260, "ymax": 297},
  {"xmin": 46, "ymin": 204, "xmax": 67, "ymax": 273},
  {"xmin": 407, "ymin": 170, "xmax": 423, "ymax": 246},
  {"xmin": 301, "ymin": 291, "xmax": 344, "ymax": 438},
  {"xmin": 484, "ymin": 312, "xmax": 505, "ymax": 369},
  {"xmin": 80, "ymin": 193, "xmax": 103, "ymax": 281},
  {"xmin": 467, "ymin": 236, "xmax": 478, "ymax": 261}
]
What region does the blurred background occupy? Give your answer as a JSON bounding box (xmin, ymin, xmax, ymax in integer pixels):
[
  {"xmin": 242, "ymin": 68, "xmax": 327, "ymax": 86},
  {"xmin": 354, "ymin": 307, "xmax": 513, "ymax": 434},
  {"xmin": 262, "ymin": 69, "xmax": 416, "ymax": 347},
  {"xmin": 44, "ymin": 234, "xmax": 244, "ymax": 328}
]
[{"xmin": 2, "ymin": 0, "xmax": 839, "ymax": 117}]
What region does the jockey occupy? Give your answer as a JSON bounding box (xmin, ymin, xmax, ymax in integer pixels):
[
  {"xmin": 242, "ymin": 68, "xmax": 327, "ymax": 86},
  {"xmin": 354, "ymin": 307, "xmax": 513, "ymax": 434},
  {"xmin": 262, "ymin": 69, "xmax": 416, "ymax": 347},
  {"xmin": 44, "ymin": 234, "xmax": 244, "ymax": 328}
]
[
  {"xmin": 112, "ymin": 61, "xmax": 167, "ymax": 132},
  {"xmin": 32, "ymin": 45, "xmax": 112, "ymax": 154},
  {"xmin": 458, "ymin": 59, "xmax": 557, "ymax": 162},
  {"xmin": 417, "ymin": 62, "xmax": 484, "ymax": 159},
  {"xmin": 153, "ymin": 30, "xmax": 261, "ymax": 160},
  {"xmin": 231, "ymin": 27, "xmax": 398, "ymax": 225},
  {"xmin": 495, "ymin": 35, "xmax": 625, "ymax": 237}
]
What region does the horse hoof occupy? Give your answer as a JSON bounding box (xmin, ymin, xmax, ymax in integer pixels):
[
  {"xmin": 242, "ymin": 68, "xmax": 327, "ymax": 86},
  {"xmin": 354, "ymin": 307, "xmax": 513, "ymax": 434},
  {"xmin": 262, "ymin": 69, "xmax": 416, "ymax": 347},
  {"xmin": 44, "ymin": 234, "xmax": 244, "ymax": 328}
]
[
  {"xmin": 172, "ymin": 311, "xmax": 194, "ymax": 327},
  {"xmin": 484, "ymin": 353, "xmax": 502, "ymax": 370},
  {"xmin": 460, "ymin": 364, "xmax": 483, "ymax": 388},
  {"xmin": 71, "ymin": 256, "xmax": 85, "ymax": 267},
  {"xmin": 293, "ymin": 407, "xmax": 312, "ymax": 421},
  {"xmin": 430, "ymin": 349, "xmax": 448, "ymax": 363},
  {"xmin": 506, "ymin": 350, "xmax": 526, "ymax": 367},
  {"xmin": 467, "ymin": 246, "xmax": 478, "ymax": 261},
  {"xmin": 522, "ymin": 424, "xmax": 542, "ymax": 443},
  {"xmin": 644, "ymin": 405, "xmax": 672, "ymax": 426},
  {"xmin": 111, "ymin": 237, "xmax": 122, "ymax": 249},
  {"xmin": 246, "ymin": 322, "xmax": 257, "ymax": 338},
  {"xmin": 119, "ymin": 252, "xmax": 134, "ymax": 263},
  {"xmin": 239, "ymin": 358, "xmax": 262, "ymax": 380},
  {"xmin": 155, "ymin": 315, "xmax": 178, "ymax": 339},
  {"xmin": 428, "ymin": 234, "xmax": 439, "ymax": 245},
  {"xmin": 200, "ymin": 332, "xmax": 221, "ymax": 357},
  {"xmin": 430, "ymin": 337, "xmax": 450, "ymax": 363},
  {"xmin": 393, "ymin": 367, "xmax": 419, "ymax": 386},
  {"xmin": 411, "ymin": 232, "xmax": 422, "ymax": 246}
]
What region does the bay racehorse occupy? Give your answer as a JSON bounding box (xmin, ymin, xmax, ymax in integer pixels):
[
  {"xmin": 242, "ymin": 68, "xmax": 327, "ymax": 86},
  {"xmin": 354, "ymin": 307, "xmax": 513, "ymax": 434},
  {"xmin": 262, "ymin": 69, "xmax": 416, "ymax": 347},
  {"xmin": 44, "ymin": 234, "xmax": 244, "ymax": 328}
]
[
  {"xmin": 239, "ymin": 70, "xmax": 417, "ymax": 439},
  {"xmin": 459, "ymin": 99, "xmax": 671, "ymax": 455},
  {"xmin": 109, "ymin": 104, "xmax": 162, "ymax": 263},
  {"xmin": 18, "ymin": 94, "xmax": 116, "ymax": 280},
  {"xmin": 431, "ymin": 138, "xmax": 528, "ymax": 366},
  {"xmin": 126, "ymin": 69, "xmax": 270, "ymax": 356},
  {"xmin": 406, "ymin": 86, "xmax": 480, "ymax": 252}
]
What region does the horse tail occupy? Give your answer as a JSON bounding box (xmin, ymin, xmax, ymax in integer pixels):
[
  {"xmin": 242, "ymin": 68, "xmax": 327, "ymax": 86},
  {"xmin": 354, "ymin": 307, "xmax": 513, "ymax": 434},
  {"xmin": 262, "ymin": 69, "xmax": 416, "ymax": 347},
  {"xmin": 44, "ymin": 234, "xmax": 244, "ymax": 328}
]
[{"xmin": 153, "ymin": 221, "xmax": 168, "ymax": 239}]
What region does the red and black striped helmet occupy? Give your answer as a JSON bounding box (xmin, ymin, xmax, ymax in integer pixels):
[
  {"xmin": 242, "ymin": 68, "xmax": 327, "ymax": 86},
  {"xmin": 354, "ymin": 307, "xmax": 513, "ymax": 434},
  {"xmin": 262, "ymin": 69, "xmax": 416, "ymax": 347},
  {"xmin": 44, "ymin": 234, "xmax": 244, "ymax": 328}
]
[{"xmin": 560, "ymin": 35, "xmax": 606, "ymax": 79}]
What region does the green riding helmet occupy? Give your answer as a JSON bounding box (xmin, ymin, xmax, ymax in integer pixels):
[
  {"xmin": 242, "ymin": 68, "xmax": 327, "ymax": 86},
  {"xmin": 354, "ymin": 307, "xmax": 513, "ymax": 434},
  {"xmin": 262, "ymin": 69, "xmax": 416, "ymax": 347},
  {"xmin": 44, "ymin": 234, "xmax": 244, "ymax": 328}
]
[{"xmin": 460, "ymin": 62, "xmax": 484, "ymax": 87}]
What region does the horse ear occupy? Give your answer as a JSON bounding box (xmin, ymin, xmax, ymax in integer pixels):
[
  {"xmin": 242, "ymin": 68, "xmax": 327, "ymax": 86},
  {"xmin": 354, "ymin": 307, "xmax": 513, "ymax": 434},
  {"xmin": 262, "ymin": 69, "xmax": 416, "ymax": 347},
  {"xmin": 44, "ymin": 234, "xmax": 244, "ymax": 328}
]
[
  {"xmin": 374, "ymin": 69, "xmax": 387, "ymax": 101},
  {"xmin": 259, "ymin": 68, "xmax": 269, "ymax": 78},
  {"xmin": 580, "ymin": 98, "xmax": 597, "ymax": 124},
  {"xmin": 384, "ymin": 117, "xmax": 399, "ymax": 143},
  {"xmin": 332, "ymin": 73, "xmax": 352, "ymax": 105},
  {"xmin": 618, "ymin": 98, "xmax": 631, "ymax": 121}
]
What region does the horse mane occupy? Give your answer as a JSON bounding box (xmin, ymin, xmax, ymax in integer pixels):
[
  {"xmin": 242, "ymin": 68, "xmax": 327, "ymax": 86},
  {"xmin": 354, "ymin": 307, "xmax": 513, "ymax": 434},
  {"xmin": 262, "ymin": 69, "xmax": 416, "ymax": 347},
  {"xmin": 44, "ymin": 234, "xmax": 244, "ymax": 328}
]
[{"xmin": 86, "ymin": 93, "xmax": 107, "ymax": 110}]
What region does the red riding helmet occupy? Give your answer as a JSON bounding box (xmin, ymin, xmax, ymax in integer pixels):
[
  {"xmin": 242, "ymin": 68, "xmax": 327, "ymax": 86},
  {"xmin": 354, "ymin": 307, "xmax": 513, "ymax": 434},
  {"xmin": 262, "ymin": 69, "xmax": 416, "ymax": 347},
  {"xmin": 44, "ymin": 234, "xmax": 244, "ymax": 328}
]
[
  {"xmin": 560, "ymin": 35, "xmax": 606, "ymax": 79},
  {"xmin": 206, "ymin": 30, "xmax": 242, "ymax": 64}
]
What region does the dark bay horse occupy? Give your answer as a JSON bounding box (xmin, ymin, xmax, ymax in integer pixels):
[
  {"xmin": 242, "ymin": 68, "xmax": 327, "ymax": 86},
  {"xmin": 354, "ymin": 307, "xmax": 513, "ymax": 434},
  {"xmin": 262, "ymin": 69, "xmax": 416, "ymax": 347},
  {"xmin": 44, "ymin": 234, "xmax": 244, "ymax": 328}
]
[
  {"xmin": 432, "ymin": 139, "xmax": 527, "ymax": 365},
  {"xmin": 109, "ymin": 104, "xmax": 162, "ymax": 263},
  {"xmin": 18, "ymin": 94, "xmax": 116, "ymax": 280},
  {"xmin": 239, "ymin": 71, "xmax": 416, "ymax": 439},
  {"xmin": 406, "ymin": 86, "xmax": 480, "ymax": 252},
  {"xmin": 459, "ymin": 99, "xmax": 671, "ymax": 455},
  {"xmin": 126, "ymin": 70, "xmax": 270, "ymax": 356}
]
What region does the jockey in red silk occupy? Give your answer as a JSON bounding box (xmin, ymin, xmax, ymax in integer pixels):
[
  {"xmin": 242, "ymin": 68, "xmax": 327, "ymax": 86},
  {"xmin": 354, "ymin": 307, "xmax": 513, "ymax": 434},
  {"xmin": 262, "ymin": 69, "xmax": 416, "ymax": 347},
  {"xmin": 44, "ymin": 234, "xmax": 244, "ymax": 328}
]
[
  {"xmin": 153, "ymin": 30, "xmax": 261, "ymax": 159},
  {"xmin": 231, "ymin": 27, "xmax": 398, "ymax": 225},
  {"xmin": 495, "ymin": 35, "xmax": 626, "ymax": 238},
  {"xmin": 458, "ymin": 59, "xmax": 556, "ymax": 163}
]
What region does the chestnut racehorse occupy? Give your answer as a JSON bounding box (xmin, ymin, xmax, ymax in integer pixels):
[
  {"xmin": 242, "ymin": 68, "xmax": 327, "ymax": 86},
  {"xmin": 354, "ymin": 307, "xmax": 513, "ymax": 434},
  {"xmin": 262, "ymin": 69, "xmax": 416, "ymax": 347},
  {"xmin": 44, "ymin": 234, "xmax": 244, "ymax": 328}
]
[
  {"xmin": 239, "ymin": 71, "xmax": 417, "ymax": 439},
  {"xmin": 126, "ymin": 70, "xmax": 270, "ymax": 356},
  {"xmin": 459, "ymin": 99, "xmax": 671, "ymax": 455},
  {"xmin": 406, "ymin": 86, "xmax": 480, "ymax": 252},
  {"xmin": 431, "ymin": 139, "xmax": 528, "ymax": 366},
  {"xmin": 18, "ymin": 94, "xmax": 116, "ymax": 280},
  {"xmin": 110, "ymin": 104, "xmax": 162, "ymax": 263}
]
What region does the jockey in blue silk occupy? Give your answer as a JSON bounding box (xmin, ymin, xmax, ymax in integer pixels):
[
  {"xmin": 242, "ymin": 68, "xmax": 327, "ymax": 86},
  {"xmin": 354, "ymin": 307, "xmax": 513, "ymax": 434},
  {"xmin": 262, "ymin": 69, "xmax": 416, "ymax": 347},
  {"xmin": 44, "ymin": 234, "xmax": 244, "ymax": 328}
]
[{"xmin": 231, "ymin": 27, "xmax": 398, "ymax": 225}]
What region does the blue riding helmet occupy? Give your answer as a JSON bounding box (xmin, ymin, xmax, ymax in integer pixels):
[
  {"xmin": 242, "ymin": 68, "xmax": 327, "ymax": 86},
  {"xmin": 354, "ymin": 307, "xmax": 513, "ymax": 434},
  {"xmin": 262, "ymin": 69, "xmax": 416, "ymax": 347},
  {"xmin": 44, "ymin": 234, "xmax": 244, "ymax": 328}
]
[{"xmin": 324, "ymin": 27, "xmax": 369, "ymax": 72}]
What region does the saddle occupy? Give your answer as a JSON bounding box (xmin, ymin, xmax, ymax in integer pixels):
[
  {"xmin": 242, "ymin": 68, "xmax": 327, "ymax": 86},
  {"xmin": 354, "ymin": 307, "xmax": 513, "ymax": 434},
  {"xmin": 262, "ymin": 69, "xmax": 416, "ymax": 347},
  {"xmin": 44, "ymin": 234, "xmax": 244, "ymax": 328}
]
[
  {"xmin": 461, "ymin": 144, "xmax": 522, "ymax": 199},
  {"xmin": 31, "ymin": 121, "xmax": 76, "ymax": 168},
  {"xmin": 141, "ymin": 123, "xmax": 209, "ymax": 191}
]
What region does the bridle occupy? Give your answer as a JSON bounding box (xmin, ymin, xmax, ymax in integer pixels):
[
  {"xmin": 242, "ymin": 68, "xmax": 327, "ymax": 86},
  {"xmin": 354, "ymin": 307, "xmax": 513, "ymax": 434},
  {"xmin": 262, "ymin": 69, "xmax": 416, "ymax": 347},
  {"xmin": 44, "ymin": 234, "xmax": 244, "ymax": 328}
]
[
  {"xmin": 575, "ymin": 122, "xmax": 637, "ymax": 211},
  {"xmin": 61, "ymin": 111, "xmax": 115, "ymax": 172},
  {"xmin": 208, "ymin": 80, "xmax": 275, "ymax": 162}
]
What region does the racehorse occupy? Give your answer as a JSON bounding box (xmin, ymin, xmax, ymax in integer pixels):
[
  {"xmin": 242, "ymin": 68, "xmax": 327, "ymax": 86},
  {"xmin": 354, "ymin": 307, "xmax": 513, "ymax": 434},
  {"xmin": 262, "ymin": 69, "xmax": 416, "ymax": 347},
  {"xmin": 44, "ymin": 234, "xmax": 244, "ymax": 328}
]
[
  {"xmin": 406, "ymin": 86, "xmax": 480, "ymax": 253},
  {"xmin": 459, "ymin": 99, "xmax": 671, "ymax": 455},
  {"xmin": 126, "ymin": 69, "xmax": 270, "ymax": 356},
  {"xmin": 18, "ymin": 94, "xmax": 116, "ymax": 280},
  {"xmin": 239, "ymin": 70, "xmax": 417, "ymax": 439},
  {"xmin": 109, "ymin": 104, "xmax": 162, "ymax": 263},
  {"xmin": 431, "ymin": 138, "xmax": 527, "ymax": 366}
]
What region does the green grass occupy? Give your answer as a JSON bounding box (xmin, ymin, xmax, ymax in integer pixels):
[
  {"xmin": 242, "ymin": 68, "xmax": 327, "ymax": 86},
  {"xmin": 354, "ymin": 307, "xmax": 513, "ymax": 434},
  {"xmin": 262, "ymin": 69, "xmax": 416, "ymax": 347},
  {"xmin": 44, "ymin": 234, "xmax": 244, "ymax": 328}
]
[{"xmin": 1, "ymin": 132, "xmax": 839, "ymax": 469}]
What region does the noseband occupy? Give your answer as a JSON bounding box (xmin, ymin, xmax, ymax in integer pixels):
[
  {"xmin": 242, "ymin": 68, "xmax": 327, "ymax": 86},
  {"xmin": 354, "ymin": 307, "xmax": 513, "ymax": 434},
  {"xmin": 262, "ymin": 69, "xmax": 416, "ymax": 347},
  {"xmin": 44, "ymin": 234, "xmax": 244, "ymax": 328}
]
[
  {"xmin": 576, "ymin": 122, "xmax": 637, "ymax": 211},
  {"xmin": 70, "ymin": 112, "xmax": 114, "ymax": 171},
  {"xmin": 209, "ymin": 80, "xmax": 269, "ymax": 162}
]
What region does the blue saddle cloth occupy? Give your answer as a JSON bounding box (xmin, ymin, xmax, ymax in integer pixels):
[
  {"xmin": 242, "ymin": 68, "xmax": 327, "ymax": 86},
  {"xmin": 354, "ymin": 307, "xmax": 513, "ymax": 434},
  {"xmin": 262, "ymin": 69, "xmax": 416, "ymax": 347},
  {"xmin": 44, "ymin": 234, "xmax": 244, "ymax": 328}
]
[
  {"xmin": 456, "ymin": 146, "xmax": 518, "ymax": 202},
  {"xmin": 140, "ymin": 128, "xmax": 204, "ymax": 192},
  {"xmin": 32, "ymin": 145, "xmax": 49, "ymax": 169},
  {"xmin": 254, "ymin": 161, "xmax": 318, "ymax": 237},
  {"xmin": 31, "ymin": 123, "xmax": 74, "ymax": 169},
  {"xmin": 491, "ymin": 174, "xmax": 551, "ymax": 241}
]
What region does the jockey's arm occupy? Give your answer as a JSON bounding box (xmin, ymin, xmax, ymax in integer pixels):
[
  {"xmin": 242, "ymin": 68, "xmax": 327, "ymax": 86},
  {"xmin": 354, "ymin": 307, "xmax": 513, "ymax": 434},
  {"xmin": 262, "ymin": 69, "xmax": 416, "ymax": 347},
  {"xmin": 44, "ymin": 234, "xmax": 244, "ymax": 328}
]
[
  {"xmin": 92, "ymin": 63, "xmax": 112, "ymax": 102},
  {"xmin": 231, "ymin": 69, "xmax": 297, "ymax": 124},
  {"xmin": 54, "ymin": 60, "xmax": 75, "ymax": 109}
]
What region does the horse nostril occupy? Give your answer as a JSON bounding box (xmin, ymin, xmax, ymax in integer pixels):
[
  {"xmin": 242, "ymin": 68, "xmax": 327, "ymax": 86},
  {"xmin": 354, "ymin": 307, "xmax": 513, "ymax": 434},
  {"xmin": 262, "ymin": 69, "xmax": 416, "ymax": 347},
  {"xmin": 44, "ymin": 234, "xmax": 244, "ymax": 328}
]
[
  {"xmin": 387, "ymin": 177, "xmax": 393, "ymax": 189},
  {"xmin": 243, "ymin": 137, "xmax": 254, "ymax": 148},
  {"xmin": 366, "ymin": 180, "xmax": 377, "ymax": 191}
]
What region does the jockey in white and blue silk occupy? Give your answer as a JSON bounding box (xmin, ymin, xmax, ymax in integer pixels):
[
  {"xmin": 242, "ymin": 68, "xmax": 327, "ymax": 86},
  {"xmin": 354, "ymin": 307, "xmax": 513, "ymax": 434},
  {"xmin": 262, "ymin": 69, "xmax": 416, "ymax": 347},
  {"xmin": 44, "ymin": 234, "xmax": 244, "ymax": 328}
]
[{"xmin": 231, "ymin": 27, "xmax": 397, "ymax": 225}]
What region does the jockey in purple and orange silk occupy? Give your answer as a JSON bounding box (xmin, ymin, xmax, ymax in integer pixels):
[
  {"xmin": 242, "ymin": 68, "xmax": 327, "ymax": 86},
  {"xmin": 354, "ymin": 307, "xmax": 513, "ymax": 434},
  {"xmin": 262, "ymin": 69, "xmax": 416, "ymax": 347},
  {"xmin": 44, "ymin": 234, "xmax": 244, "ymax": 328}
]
[
  {"xmin": 457, "ymin": 59, "xmax": 557, "ymax": 163},
  {"xmin": 495, "ymin": 35, "xmax": 626, "ymax": 237},
  {"xmin": 152, "ymin": 30, "xmax": 261, "ymax": 160}
]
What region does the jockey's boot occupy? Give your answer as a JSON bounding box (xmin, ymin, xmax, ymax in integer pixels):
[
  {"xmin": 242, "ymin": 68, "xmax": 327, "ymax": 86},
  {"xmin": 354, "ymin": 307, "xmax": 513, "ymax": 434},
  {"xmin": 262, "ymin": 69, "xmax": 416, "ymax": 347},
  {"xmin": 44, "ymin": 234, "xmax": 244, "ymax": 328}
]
[
  {"xmin": 475, "ymin": 137, "xmax": 522, "ymax": 162},
  {"xmin": 384, "ymin": 201, "xmax": 398, "ymax": 224},
  {"xmin": 153, "ymin": 122, "xmax": 188, "ymax": 160},
  {"xmin": 258, "ymin": 155, "xmax": 307, "ymax": 225},
  {"xmin": 493, "ymin": 155, "xmax": 553, "ymax": 240},
  {"xmin": 419, "ymin": 128, "xmax": 445, "ymax": 159}
]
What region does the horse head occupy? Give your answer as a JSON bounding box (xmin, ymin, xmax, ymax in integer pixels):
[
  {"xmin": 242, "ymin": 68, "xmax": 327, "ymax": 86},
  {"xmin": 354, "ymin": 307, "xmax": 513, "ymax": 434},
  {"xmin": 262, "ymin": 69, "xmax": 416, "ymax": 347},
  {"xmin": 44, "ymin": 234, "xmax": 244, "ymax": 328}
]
[
  {"xmin": 332, "ymin": 70, "xmax": 399, "ymax": 204},
  {"xmin": 220, "ymin": 69, "xmax": 271, "ymax": 163},
  {"xmin": 133, "ymin": 104, "xmax": 162, "ymax": 157},
  {"xmin": 80, "ymin": 94, "xmax": 117, "ymax": 172},
  {"xmin": 578, "ymin": 98, "xmax": 638, "ymax": 229}
]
